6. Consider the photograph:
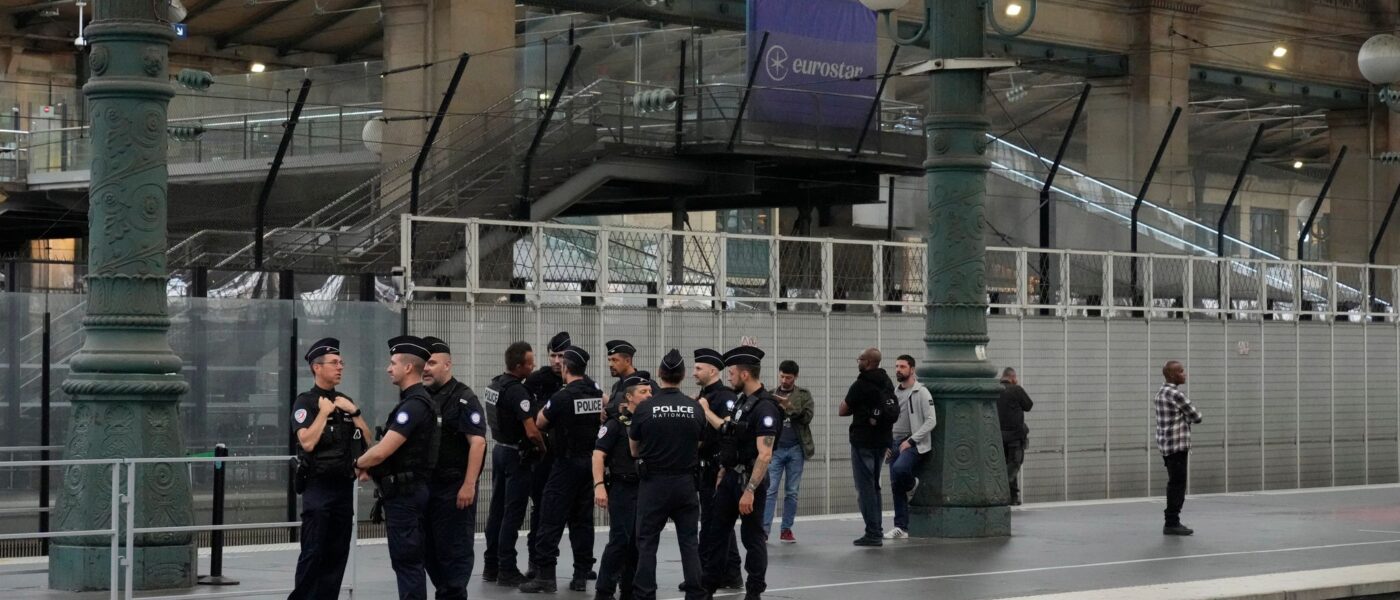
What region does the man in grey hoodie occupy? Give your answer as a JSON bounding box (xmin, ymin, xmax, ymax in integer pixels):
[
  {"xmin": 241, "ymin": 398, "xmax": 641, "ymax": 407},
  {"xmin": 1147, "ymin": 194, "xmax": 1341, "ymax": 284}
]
[{"xmin": 885, "ymin": 355, "xmax": 936, "ymax": 539}]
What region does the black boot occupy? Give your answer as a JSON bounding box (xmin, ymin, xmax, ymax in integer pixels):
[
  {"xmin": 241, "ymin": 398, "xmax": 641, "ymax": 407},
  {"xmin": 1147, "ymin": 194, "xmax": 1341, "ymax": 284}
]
[
  {"xmin": 520, "ymin": 565, "xmax": 557, "ymax": 593},
  {"xmin": 526, "ymin": 563, "xmax": 539, "ymax": 580},
  {"xmin": 482, "ymin": 567, "xmax": 499, "ymax": 583},
  {"xmin": 497, "ymin": 569, "xmax": 528, "ymax": 587},
  {"xmin": 569, "ymin": 575, "xmax": 589, "ymax": 592}
]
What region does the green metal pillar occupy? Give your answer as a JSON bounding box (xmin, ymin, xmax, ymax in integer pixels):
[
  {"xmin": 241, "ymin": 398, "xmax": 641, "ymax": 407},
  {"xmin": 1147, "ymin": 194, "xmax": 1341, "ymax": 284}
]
[
  {"xmin": 49, "ymin": 0, "xmax": 194, "ymax": 590},
  {"xmin": 907, "ymin": 0, "xmax": 1011, "ymax": 538}
]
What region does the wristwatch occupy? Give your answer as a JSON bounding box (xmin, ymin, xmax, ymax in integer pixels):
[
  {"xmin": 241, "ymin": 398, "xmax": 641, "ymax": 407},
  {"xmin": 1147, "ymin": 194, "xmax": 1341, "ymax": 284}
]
[
  {"xmin": 347, "ymin": 409, "xmax": 362, "ymax": 418},
  {"xmin": 744, "ymin": 482, "xmax": 757, "ymax": 493}
]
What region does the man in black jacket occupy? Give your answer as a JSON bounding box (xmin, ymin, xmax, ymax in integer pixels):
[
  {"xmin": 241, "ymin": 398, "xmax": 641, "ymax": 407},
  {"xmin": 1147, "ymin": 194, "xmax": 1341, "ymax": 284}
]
[
  {"xmin": 838, "ymin": 347, "xmax": 895, "ymax": 547},
  {"xmin": 997, "ymin": 367, "xmax": 1034, "ymax": 506}
]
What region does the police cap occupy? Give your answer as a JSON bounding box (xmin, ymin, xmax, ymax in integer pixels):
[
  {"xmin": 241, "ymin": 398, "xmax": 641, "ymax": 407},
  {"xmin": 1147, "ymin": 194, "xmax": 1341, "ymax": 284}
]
[
  {"xmin": 623, "ymin": 370, "xmax": 653, "ymax": 389},
  {"xmin": 305, "ymin": 338, "xmax": 340, "ymax": 364},
  {"xmin": 563, "ymin": 345, "xmax": 590, "ymax": 368},
  {"xmin": 660, "ymin": 348, "xmax": 684, "ymax": 372},
  {"xmin": 606, "ymin": 340, "xmax": 637, "ymax": 357},
  {"xmin": 422, "ymin": 336, "xmax": 451, "ymax": 355},
  {"xmin": 548, "ymin": 331, "xmax": 572, "ymax": 353},
  {"xmin": 387, "ymin": 335, "xmax": 431, "ymax": 361},
  {"xmin": 723, "ymin": 345, "xmax": 764, "ymax": 367},
  {"xmin": 694, "ymin": 348, "xmax": 724, "ymax": 369}
]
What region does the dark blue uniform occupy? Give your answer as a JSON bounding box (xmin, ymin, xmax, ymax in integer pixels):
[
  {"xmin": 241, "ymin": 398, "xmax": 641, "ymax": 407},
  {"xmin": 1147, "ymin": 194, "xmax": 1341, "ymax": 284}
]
[
  {"xmin": 289, "ymin": 385, "xmax": 363, "ymax": 600},
  {"xmin": 526, "ymin": 378, "xmax": 604, "ymax": 588},
  {"xmin": 373, "ymin": 383, "xmax": 440, "ymax": 600},
  {"xmin": 701, "ymin": 387, "xmax": 782, "ymax": 597},
  {"xmin": 594, "ymin": 407, "xmax": 639, "ymax": 600},
  {"xmin": 424, "ymin": 378, "xmax": 486, "ymax": 600},
  {"xmin": 482, "ymin": 372, "xmax": 537, "ymax": 581},
  {"xmin": 524, "ymin": 367, "xmax": 596, "ymax": 582},
  {"xmin": 631, "ymin": 387, "xmax": 707, "ymax": 600},
  {"xmin": 697, "ymin": 381, "xmax": 742, "ymax": 587}
]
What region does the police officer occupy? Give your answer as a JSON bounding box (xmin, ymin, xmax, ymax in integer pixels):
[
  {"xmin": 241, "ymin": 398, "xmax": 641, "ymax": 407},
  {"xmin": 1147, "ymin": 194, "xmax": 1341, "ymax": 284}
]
[
  {"xmin": 420, "ymin": 336, "xmax": 488, "ymax": 600},
  {"xmin": 692, "ymin": 348, "xmax": 743, "ymax": 591},
  {"xmin": 289, "ymin": 338, "xmax": 371, "ymax": 600},
  {"xmin": 521, "ymin": 345, "xmax": 603, "ymax": 594},
  {"xmin": 697, "ymin": 346, "xmax": 782, "ymax": 600},
  {"xmin": 482, "ymin": 341, "xmax": 547, "ymax": 586},
  {"xmin": 352, "ymin": 336, "xmax": 442, "ymax": 600},
  {"xmin": 592, "ymin": 370, "xmax": 651, "ymax": 600},
  {"xmin": 631, "ymin": 350, "xmax": 706, "ymax": 600},
  {"xmin": 524, "ymin": 332, "xmax": 596, "ymax": 586}
]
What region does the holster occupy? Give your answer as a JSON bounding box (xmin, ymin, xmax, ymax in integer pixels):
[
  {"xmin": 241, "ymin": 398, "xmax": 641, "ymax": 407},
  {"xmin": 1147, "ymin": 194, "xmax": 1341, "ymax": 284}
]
[
  {"xmin": 369, "ymin": 490, "xmax": 385, "ymax": 524},
  {"xmin": 293, "ymin": 458, "xmax": 310, "ymax": 494}
]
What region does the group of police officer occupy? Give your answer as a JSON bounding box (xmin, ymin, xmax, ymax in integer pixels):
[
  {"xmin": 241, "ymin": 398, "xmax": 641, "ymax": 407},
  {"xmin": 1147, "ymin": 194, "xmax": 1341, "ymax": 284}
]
[{"xmin": 288, "ymin": 331, "xmax": 783, "ymax": 600}]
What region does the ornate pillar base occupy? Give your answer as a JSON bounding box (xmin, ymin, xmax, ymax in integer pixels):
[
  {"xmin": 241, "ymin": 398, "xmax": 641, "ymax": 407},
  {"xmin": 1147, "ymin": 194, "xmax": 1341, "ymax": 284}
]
[
  {"xmin": 50, "ymin": 544, "xmax": 195, "ymax": 591},
  {"xmin": 908, "ymin": 377, "xmax": 1010, "ymax": 538}
]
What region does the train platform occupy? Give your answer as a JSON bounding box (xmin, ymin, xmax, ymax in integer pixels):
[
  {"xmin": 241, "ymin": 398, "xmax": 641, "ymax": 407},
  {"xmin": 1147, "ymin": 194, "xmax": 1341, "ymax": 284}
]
[{"xmin": 3, "ymin": 484, "xmax": 1399, "ymax": 599}]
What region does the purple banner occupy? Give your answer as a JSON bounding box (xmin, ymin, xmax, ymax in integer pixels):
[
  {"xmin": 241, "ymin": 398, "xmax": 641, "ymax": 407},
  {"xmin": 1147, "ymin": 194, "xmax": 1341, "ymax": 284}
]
[{"xmin": 748, "ymin": 0, "xmax": 877, "ymax": 128}]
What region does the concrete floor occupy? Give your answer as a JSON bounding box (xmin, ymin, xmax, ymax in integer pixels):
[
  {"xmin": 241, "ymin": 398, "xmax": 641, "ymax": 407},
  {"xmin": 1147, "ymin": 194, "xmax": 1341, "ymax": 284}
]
[{"xmin": 3, "ymin": 485, "xmax": 1400, "ymax": 599}]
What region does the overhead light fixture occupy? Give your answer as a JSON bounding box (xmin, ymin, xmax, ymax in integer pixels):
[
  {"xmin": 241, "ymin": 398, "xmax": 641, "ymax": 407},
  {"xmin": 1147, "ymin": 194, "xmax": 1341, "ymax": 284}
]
[
  {"xmin": 1005, "ymin": 3, "xmax": 1023, "ymax": 17},
  {"xmin": 250, "ymin": 62, "xmax": 266, "ymax": 73},
  {"xmin": 1293, "ymin": 160, "xmax": 1304, "ymax": 169},
  {"xmin": 1272, "ymin": 45, "xmax": 1288, "ymax": 58}
]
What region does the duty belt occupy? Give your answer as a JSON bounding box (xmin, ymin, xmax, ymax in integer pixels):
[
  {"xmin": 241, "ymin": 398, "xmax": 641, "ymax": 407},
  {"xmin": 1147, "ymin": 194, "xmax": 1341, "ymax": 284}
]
[
  {"xmin": 379, "ymin": 472, "xmax": 424, "ymax": 486},
  {"xmin": 645, "ymin": 467, "xmax": 693, "ymax": 476}
]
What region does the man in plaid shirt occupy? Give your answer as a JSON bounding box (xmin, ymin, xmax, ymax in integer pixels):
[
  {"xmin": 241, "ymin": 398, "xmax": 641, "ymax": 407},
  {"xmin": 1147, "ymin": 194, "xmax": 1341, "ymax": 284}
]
[{"xmin": 1155, "ymin": 360, "xmax": 1203, "ymax": 536}]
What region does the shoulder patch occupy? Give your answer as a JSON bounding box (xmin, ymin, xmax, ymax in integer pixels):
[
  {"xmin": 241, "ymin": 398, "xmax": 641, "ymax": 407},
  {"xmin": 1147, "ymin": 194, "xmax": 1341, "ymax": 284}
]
[
  {"xmin": 726, "ymin": 399, "xmax": 736, "ymax": 411},
  {"xmin": 598, "ymin": 425, "xmax": 609, "ymax": 440},
  {"xmin": 544, "ymin": 400, "xmax": 552, "ymax": 411},
  {"xmin": 520, "ymin": 399, "xmax": 531, "ymax": 412},
  {"xmin": 762, "ymin": 415, "xmax": 775, "ymax": 428},
  {"xmin": 470, "ymin": 411, "xmax": 482, "ymax": 425},
  {"xmin": 294, "ymin": 408, "xmax": 307, "ymax": 424},
  {"xmin": 396, "ymin": 411, "xmax": 409, "ymax": 425}
]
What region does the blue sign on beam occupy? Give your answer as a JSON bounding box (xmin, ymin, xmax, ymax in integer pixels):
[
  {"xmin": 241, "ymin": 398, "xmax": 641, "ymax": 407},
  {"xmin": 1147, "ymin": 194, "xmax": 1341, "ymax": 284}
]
[{"xmin": 172, "ymin": 23, "xmax": 188, "ymax": 38}]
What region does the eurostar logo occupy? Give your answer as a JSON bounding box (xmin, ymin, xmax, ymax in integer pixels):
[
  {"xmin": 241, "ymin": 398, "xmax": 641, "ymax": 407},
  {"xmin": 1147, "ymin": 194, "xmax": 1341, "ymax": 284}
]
[{"xmin": 765, "ymin": 45, "xmax": 789, "ymax": 81}]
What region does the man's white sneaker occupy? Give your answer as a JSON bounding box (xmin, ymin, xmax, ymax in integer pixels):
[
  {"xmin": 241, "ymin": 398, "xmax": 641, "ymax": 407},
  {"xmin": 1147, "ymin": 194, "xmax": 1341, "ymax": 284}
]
[{"xmin": 884, "ymin": 527, "xmax": 908, "ymax": 539}]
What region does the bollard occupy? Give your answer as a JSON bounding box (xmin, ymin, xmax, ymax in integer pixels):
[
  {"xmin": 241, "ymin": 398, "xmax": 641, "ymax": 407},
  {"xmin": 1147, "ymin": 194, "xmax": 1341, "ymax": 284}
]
[{"xmin": 198, "ymin": 444, "xmax": 239, "ymax": 585}]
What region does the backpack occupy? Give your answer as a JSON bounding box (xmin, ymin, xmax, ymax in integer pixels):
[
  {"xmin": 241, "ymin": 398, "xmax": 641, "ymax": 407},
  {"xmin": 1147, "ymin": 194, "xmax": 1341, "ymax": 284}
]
[{"xmin": 873, "ymin": 383, "xmax": 901, "ymax": 427}]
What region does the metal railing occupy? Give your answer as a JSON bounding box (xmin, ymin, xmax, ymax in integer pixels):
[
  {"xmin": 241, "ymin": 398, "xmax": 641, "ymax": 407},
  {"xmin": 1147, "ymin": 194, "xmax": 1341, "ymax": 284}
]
[
  {"xmin": 401, "ymin": 216, "xmax": 1398, "ymax": 321},
  {"xmin": 0, "ymin": 454, "xmax": 361, "ymax": 599},
  {"xmin": 0, "ymin": 457, "xmax": 123, "ymax": 600},
  {"xmin": 0, "ymin": 129, "xmax": 27, "ymax": 183}
]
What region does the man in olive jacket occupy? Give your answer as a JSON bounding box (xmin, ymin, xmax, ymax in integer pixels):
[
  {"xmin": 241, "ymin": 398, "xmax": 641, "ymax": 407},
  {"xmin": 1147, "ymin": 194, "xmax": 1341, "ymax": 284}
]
[{"xmin": 762, "ymin": 360, "xmax": 815, "ymax": 543}]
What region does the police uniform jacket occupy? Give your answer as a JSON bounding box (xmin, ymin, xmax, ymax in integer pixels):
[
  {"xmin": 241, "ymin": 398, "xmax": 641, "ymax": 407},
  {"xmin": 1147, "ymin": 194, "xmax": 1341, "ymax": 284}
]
[
  {"xmin": 729, "ymin": 386, "xmax": 783, "ymax": 470},
  {"xmin": 594, "ymin": 409, "xmax": 638, "ymax": 482},
  {"xmin": 428, "ymin": 378, "xmax": 487, "ymax": 480},
  {"xmin": 697, "ymin": 381, "xmax": 739, "ymax": 463},
  {"xmin": 484, "ymin": 373, "xmax": 534, "ymax": 447},
  {"xmin": 291, "ymin": 385, "xmax": 365, "ymax": 481},
  {"xmin": 542, "ymin": 379, "xmax": 606, "ymax": 459},
  {"xmin": 371, "ymin": 382, "xmax": 440, "ymax": 483},
  {"xmin": 629, "ymin": 387, "xmax": 704, "ymax": 474}
]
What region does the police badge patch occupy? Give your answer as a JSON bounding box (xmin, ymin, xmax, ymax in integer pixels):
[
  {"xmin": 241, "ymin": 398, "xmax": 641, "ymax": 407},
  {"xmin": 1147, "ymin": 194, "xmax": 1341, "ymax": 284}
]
[
  {"xmin": 597, "ymin": 425, "xmax": 608, "ymax": 440},
  {"xmin": 396, "ymin": 411, "xmax": 409, "ymax": 425},
  {"xmin": 762, "ymin": 416, "xmax": 774, "ymax": 428},
  {"xmin": 294, "ymin": 408, "xmax": 307, "ymax": 424},
  {"xmin": 520, "ymin": 399, "xmax": 531, "ymax": 412},
  {"xmin": 470, "ymin": 412, "xmax": 482, "ymax": 425}
]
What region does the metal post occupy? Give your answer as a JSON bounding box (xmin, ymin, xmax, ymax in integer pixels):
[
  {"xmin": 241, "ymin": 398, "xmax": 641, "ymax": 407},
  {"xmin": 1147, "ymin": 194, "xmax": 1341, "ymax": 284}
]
[
  {"xmin": 1039, "ymin": 84, "xmax": 1092, "ymax": 315},
  {"xmin": 907, "ymin": 0, "xmax": 1009, "ymax": 538},
  {"xmin": 727, "ymin": 31, "xmax": 770, "ymax": 152},
  {"xmin": 676, "ymin": 39, "xmax": 687, "ymax": 152},
  {"xmin": 518, "ymin": 45, "xmax": 581, "ymax": 220},
  {"xmin": 50, "ymin": 0, "xmax": 194, "ymax": 588},
  {"xmin": 851, "ymin": 45, "xmax": 900, "ymax": 157},
  {"xmin": 412, "ymin": 53, "xmax": 470, "ymax": 217},
  {"xmin": 1298, "ymin": 146, "xmax": 1347, "ymax": 261},
  {"xmin": 1367, "ymin": 182, "xmax": 1400, "ymax": 313},
  {"xmin": 1130, "ymin": 107, "xmax": 1182, "ymax": 306},
  {"xmin": 1217, "ymin": 124, "xmax": 1266, "ymax": 260},
  {"xmin": 283, "ymin": 269, "xmax": 299, "ymax": 543},
  {"xmin": 197, "ymin": 444, "xmax": 238, "ymax": 585},
  {"xmin": 255, "ymin": 79, "xmax": 313, "ymax": 270},
  {"xmin": 39, "ymin": 310, "xmax": 50, "ymax": 555}
]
